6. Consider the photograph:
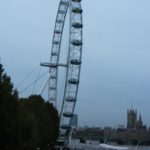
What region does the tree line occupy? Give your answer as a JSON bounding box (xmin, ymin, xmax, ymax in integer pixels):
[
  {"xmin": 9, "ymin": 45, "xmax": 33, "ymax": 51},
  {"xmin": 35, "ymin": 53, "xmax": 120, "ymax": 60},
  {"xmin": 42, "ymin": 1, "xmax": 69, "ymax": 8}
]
[{"xmin": 0, "ymin": 64, "xmax": 59, "ymax": 150}]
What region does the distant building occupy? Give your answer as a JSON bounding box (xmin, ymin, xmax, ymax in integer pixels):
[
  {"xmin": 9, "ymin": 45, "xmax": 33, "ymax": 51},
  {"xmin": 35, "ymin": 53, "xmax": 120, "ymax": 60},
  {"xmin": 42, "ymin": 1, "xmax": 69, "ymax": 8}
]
[
  {"xmin": 70, "ymin": 114, "xmax": 78, "ymax": 128},
  {"xmin": 74, "ymin": 109, "xmax": 149, "ymax": 144},
  {"xmin": 136, "ymin": 113, "xmax": 143, "ymax": 129},
  {"xmin": 127, "ymin": 108, "xmax": 145, "ymax": 130},
  {"xmin": 127, "ymin": 109, "xmax": 137, "ymax": 129},
  {"xmin": 117, "ymin": 125, "xmax": 126, "ymax": 131}
]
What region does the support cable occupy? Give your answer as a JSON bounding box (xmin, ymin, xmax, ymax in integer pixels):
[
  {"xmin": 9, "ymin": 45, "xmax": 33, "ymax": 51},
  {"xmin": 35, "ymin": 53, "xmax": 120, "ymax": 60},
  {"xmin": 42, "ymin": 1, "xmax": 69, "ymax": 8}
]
[
  {"xmin": 40, "ymin": 75, "xmax": 51, "ymax": 96},
  {"xmin": 40, "ymin": 67, "xmax": 55, "ymax": 97},
  {"xmin": 16, "ymin": 65, "xmax": 39, "ymax": 88},
  {"xmin": 20, "ymin": 70, "xmax": 49, "ymax": 94},
  {"xmin": 32, "ymin": 67, "xmax": 42, "ymax": 94}
]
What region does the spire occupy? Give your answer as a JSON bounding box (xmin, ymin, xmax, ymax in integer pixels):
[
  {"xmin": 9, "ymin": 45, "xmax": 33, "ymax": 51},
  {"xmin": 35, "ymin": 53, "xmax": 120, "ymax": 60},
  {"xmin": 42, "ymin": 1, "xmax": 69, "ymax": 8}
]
[
  {"xmin": 139, "ymin": 113, "xmax": 142, "ymax": 122},
  {"xmin": 137, "ymin": 113, "xmax": 143, "ymax": 127}
]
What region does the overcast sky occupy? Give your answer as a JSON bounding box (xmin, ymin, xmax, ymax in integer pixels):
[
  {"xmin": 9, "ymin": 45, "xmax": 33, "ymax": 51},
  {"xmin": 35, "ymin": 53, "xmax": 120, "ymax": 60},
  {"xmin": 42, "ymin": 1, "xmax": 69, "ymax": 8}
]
[{"xmin": 0, "ymin": 0, "xmax": 150, "ymax": 127}]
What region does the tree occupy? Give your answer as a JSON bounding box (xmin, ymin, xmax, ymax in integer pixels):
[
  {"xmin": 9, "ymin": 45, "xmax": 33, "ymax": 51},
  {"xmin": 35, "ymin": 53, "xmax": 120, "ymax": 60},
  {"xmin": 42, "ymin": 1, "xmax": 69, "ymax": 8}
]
[
  {"xmin": 17, "ymin": 95, "xmax": 59, "ymax": 150},
  {"xmin": 0, "ymin": 64, "xmax": 59, "ymax": 150},
  {"xmin": 0, "ymin": 64, "xmax": 18, "ymax": 150}
]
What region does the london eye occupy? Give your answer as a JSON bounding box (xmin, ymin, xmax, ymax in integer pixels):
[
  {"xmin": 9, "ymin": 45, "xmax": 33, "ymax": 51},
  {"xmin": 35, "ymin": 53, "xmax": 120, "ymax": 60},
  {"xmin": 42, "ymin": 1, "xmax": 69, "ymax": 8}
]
[{"xmin": 40, "ymin": 0, "xmax": 83, "ymax": 142}]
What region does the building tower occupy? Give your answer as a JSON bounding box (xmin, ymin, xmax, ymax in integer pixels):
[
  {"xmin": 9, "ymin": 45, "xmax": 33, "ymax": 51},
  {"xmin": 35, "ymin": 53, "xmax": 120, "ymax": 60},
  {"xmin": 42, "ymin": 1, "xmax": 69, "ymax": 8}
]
[
  {"xmin": 127, "ymin": 109, "xmax": 137, "ymax": 129},
  {"xmin": 136, "ymin": 113, "xmax": 143, "ymax": 129}
]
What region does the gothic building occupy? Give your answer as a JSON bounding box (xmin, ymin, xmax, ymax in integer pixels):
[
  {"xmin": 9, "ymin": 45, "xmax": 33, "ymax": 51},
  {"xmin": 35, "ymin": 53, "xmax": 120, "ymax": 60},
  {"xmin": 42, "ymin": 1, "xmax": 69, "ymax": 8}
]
[
  {"xmin": 127, "ymin": 108, "xmax": 145, "ymax": 129},
  {"xmin": 127, "ymin": 109, "xmax": 137, "ymax": 129}
]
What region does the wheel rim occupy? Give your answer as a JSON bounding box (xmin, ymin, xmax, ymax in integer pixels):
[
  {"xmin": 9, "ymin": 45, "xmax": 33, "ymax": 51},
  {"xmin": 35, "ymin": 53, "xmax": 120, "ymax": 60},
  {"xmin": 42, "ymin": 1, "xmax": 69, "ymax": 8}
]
[{"xmin": 41, "ymin": 0, "xmax": 83, "ymax": 139}]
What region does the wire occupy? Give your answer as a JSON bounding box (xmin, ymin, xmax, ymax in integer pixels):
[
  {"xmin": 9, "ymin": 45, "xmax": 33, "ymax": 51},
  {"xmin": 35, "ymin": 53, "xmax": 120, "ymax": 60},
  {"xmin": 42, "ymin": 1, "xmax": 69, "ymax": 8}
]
[
  {"xmin": 16, "ymin": 65, "xmax": 40, "ymax": 88},
  {"xmin": 32, "ymin": 67, "xmax": 41, "ymax": 94},
  {"xmin": 40, "ymin": 68, "xmax": 56, "ymax": 98},
  {"xmin": 40, "ymin": 76, "xmax": 51, "ymax": 96},
  {"xmin": 19, "ymin": 70, "xmax": 49, "ymax": 94}
]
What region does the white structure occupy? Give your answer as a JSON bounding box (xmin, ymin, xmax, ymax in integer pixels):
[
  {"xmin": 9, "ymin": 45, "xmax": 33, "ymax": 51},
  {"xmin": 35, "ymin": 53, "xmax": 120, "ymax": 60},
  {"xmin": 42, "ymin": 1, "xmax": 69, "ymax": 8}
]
[
  {"xmin": 41, "ymin": 0, "xmax": 83, "ymax": 147},
  {"xmin": 100, "ymin": 144, "xmax": 129, "ymax": 150}
]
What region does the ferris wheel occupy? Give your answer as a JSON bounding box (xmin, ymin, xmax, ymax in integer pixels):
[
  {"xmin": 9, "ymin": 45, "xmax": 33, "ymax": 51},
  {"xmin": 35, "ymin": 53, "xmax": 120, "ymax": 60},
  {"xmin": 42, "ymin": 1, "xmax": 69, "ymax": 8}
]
[{"xmin": 41, "ymin": 0, "xmax": 83, "ymax": 140}]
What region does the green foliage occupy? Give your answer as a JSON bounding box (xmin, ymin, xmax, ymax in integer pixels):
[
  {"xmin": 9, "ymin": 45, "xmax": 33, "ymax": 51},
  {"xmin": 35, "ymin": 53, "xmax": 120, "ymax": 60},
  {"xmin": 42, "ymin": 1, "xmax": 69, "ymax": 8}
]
[
  {"xmin": 0, "ymin": 64, "xmax": 18, "ymax": 150},
  {"xmin": 17, "ymin": 95, "xmax": 59, "ymax": 150},
  {"xmin": 0, "ymin": 64, "xmax": 59, "ymax": 150}
]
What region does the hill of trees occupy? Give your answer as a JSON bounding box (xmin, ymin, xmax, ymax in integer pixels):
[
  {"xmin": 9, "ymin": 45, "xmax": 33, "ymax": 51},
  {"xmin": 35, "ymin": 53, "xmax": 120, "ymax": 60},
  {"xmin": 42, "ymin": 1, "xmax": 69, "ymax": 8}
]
[{"xmin": 0, "ymin": 63, "xmax": 59, "ymax": 150}]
